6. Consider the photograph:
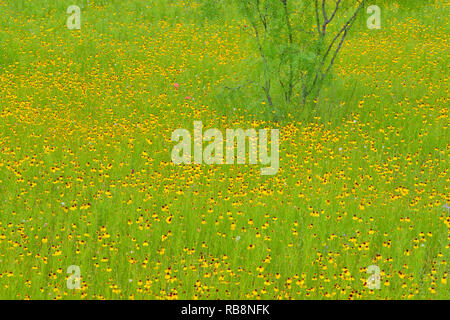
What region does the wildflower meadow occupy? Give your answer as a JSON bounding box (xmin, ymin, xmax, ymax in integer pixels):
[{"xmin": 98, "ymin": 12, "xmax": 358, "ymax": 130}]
[{"xmin": 0, "ymin": 0, "xmax": 448, "ymax": 300}]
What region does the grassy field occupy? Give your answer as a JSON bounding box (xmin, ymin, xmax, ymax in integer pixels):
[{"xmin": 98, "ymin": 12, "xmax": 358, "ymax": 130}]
[{"xmin": 0, "ymin": 0, "xmax": 448, "ymax": 300}]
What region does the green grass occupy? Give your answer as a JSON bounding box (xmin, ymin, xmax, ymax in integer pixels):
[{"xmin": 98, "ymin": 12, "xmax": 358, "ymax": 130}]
[{"xmin": 0, "ymin": 0, "xmax": 448, "ymax": 299}]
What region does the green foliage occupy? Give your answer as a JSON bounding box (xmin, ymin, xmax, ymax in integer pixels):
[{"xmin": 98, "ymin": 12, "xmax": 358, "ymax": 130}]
[
  {"xmin": 200, "ymin": 0, "xmax": 224, "ymax": 20},
  {"xmin": 196, "ymin": 0, "xmax": 367, "ymax": 120}
]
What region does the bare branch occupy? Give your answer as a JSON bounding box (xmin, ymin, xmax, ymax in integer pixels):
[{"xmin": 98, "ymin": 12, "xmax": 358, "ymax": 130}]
[
  {"xmin": 305, "ymin": 0, "xmax": 366, "ymax": 98},
  {"xmin": 256, "ymin": 0, "xmax": 267, "ymax": 30},
  {"xmin": 323, "ymin": 1, "xmax": 365, "ymax": 66},
  {"xmin": 322, "ymin": 0, "xmax": 328, "ymax": 24},
  {"xmin": 314, "ymin": 0, "xmax": 321, "ymax": 35},
  {"xmin": 244, "ymin": 0, "xmax": 274, "ymax": 107},
  {"xmin": 322, "ymin": 0, "xmax": 342, "ymax": 35},
  {"xmin": 280, "ymin": 0, "xmax": 294, "ymax": 102},
  {"xmin": 327, "ymin": 0, "xmax": 342, "ymax": 24}
]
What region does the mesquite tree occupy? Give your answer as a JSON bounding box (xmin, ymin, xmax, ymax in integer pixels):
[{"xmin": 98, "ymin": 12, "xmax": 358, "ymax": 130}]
[{"xmin": 201, "ymin": 0, "xmax": 367, "ymax": 114}]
